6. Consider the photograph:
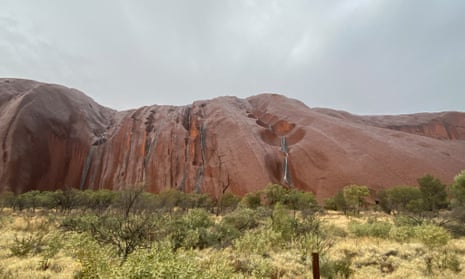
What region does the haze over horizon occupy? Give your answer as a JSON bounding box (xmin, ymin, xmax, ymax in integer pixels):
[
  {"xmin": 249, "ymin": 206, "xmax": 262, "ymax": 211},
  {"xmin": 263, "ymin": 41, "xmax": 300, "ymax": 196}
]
[{"xmin": 1, "ymin": 0, "xmax": 464, "ymax": 115}]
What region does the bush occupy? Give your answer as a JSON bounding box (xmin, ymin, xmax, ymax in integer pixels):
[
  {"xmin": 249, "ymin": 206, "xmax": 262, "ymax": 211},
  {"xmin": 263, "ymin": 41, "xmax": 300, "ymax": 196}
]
[
  {"xmin": 61, "ymin": 214, "xmax": 100, "ymax": 232},
  {"xmin": 264, "ymin": 184, "xmax": 318, "ymax": 213},
  {"xmin": 418, "ymin": 174, "xmax": 448, "ymax": 212},
  {"xmin": 378, "ymin": 186, "xmax": 422, "ymax": 214},
  {"xmin": 264, "ymin": 184, "xmax": 287, "ymax": 206},
  {"xmin": 451, "ymin": 170, "xmax": 465, "ymax": 207},
  {"xmin": 118, "ymin": 241, "xmax": 203, "ymax": 279},
  {"xmin": 158, "ymin": 189, "xmax": 184, "ymax": 210},
  {"xmin": 343, "ymin": 185, "xmax": 369, "ymax": 215},
  {"xmin": 322, "ymin": 224, "xmax": 347, "ymax": 238},
  {"xmin": 179, "ymin": 193, "xmax": 214, "ymax": 211},
  {"xmin": 435, "ymin": 249, "xmax": 462, "ymax": 273},
  {"xmin": 271, "ymin": 203, "xmax": 297, "ymax": 241},
  {"xmin": 168, "ymin": 208, "xmax": 216, "ymax": 250},
  {"xmin": 241, "ymin": 192, "xmax": 262, "ymax": 209},
  {"xmin": 84, "ymin": 189, "xmax": 117, "ymax": 212},
  {"xmin": 442, "ymin": 218, "xmax": 465, "ymax": 238},
  {"xmin": 323, "ymin": 197, "xmax": 337, "ymax": 210},
  {"xmin": 71, "ymin": 234, "xmax": 117, "ymax": 278},
  {"xmin": 90, "ymin": 213, "xmax": 155, "ymax": 260},
  {"xmin": 414, "ymin": 224, "xmax": 450, "ymax": 249},
  {"xmin": 0, "ymin": 191, "xmax": 15, "ymax": 209},
  {"xmin": 389, "ymin": 226, "xmax": 415, "ymax": 242},
  {"xmin": 9, "ymin": 233, "xmax": 46, "ymax": 256},
  {"xmin": 348, "ymin": 220, "xmax": 392, "ymax": 238},
  {"xmin": 320, "ymin": 256, "xmax": 354, "ymax": 279},
  {"xmin": 218, "ymin": 192, "xmax": 241, "ymax": 214},
  {"xmin": 393, "ymin": 215, "xmax": 423, "ymax": 226},
  {"xmin": 221, "ymin": 207, "xmax": 258, "ymax": 231},
  {"xmin": 209, "ymin": 222, "xmax": 241, "ymax": 248},
  {"xmin": 285, "ymin": 189, "xmax": 318, "ymax": 213},
  {"xmin": 296, "ymin": 214, "xmax": 322, "ymax": 236},
  {"xmin": 233, "ymin": 227, "xmax": 283, "ymax": 255}
]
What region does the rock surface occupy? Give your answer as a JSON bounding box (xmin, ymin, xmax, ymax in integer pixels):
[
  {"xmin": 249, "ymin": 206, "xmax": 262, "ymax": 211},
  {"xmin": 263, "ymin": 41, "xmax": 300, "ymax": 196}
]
[{"xmin": 1, "ymin": 78, "xmax": 465, "ymax": 199}]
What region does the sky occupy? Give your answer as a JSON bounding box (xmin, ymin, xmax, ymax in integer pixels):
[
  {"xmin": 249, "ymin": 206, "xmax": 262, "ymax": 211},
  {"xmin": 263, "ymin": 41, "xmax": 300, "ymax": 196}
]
[{"xmin": 0, "ymin": 0, "xmax": 464, "ymax": 115}]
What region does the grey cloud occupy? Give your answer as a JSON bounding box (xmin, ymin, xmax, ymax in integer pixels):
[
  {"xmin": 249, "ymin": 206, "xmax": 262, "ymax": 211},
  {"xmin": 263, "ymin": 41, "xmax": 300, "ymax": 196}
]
[{"xmin": 0, "ymin": 0, "xmax": 464, "ymax": 114}]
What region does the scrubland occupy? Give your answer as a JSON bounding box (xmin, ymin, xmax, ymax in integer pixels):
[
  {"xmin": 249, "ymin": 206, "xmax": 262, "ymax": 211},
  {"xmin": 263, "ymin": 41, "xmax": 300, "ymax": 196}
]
[{"xmin": 0, "ymin": 185, "xmax": 464, "ymax": 279}]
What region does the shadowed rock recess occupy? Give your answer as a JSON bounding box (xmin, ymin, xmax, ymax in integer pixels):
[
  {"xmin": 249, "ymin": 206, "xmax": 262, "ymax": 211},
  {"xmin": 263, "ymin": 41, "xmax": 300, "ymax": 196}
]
[{"xmin": 1, "ymin": 78, "xmax": 465, "ymax": 199}]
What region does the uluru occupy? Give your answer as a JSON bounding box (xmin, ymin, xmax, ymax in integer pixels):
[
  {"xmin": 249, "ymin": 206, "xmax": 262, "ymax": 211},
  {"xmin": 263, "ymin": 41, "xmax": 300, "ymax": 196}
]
[{"xmin": 0, "ymin": 78, "xmax": 464, "ymax": 200}]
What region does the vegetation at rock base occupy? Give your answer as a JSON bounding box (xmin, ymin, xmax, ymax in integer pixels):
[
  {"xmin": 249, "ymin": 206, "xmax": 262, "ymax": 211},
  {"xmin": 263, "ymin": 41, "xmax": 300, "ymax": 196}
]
[{"xmin": 0, "ymin": 173, "xmax": 465, "ymax": 278}]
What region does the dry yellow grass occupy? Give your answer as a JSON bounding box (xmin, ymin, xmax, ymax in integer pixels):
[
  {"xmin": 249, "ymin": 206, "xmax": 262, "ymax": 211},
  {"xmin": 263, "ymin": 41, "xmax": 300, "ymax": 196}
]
[
  {"xmin": 0, "ymin": 211, "xmax": 81, "ymax": 278},
  {"xmin": 321, "ymin": 211, "xmax": 465, "ymax": 279},
  {"xmin": 0, "ymin": 209, "xmax": 464, "ymax": 278}
]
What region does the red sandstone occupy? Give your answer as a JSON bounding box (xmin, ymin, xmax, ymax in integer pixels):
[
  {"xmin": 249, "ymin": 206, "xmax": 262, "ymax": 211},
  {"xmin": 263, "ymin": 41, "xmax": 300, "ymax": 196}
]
[{"xmin": 1, "ymin": 79, "xmax": 464, "ymax": 200}]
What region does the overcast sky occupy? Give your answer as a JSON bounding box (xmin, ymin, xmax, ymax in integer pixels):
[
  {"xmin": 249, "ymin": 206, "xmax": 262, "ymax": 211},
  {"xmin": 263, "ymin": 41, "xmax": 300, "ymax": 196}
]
[{"xmin": 1, "ymin": 0, "xmax": 464, "ymax": 114}]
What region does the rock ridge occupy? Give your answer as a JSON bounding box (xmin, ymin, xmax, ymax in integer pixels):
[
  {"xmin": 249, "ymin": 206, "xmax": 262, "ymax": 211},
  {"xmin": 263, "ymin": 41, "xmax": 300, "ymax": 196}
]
[{"xmin": 1, "ymin": 78, "xmax": 464, "ymax": 199}]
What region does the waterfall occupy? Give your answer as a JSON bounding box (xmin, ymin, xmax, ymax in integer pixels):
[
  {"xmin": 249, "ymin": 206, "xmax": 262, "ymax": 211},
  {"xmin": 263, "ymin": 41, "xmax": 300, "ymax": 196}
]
[
  {"xmin": 280, "ymin": 136, "xmax": 292, "ymax": 186},
  {"xmin": 195, "ymin": 124, "xmax": 207, "ymax": 193},
  {"xmin": 280, "ymin": 136, "xmax": 288, "ymax": 153},
  {"xmin": 79, "ymin": 146, "xmax": 96, "ymax": 190}
]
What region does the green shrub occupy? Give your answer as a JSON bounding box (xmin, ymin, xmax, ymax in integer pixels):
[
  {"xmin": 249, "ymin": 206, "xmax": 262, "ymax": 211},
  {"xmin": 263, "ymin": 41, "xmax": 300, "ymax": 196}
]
[
  {"xmin": 348, "ymin": 220, "xmax": 392, "ymax": 238},
  {"xmin": 414, "ymin": 224, "xmax": 450, "ymax": 248},
  {"xmin": 323, "ymin": 197, "xmax": 337, "ymax": 210},
  {"xmin": 286, "ymin": 189, "xmax": 319, "ymax": 213},
  {"xmin": 168, "ymin": 208, "xmax": 217, "ymax": 250},
  {"xmin": 378, "ymin": 186, "xmax": 422, "ymax": 214},
  {"xmin": 442, "ymin": 221, "xmax": 465, "ymax": 238},
  {"xmin": 91, "ymin": 213, "xmax": 155, "ymax": 260},
  {"xmin": 435, "ymin": 249, "xmax": 462, "ymax": 273},
  {"xmin": 271, "ymin": 203, "xmax": 297, "ymax": 241},
  {"xmin": 418, "ymin": 174, "xmax": 448, "ymax": 212},
  {"xmin": 157, "ymin": 189, "xmax": 179, "ymax": 207},
  {"xmin": 241, "ymin": 192, "xmax": 262, "ymax": 209},
  {"xmin": 249, "ymin": 256, "xmax": 278, "ymax": 278},
  {"xmin": 9, "ymin": 216, "xmax": 52, "ymax": 257},
  {"xmin": 389, "ymin": 226, "xmax": 415, "ymax": 242},
  {"xmin": 0, "ymin": 191, "xmax": 15, "ymax": 209},
  {"xmin": 179, "ymin": 193, "xmax": 214, "ymax": 211},
  {"xmin": 320, "ymin": 256, "xmax": 353, "ymax": 279},
  {"xmin": 9, "ymin": 233, "xmax": 46, "ymax": 256},
  {"xmin": 121, "ymin": 242, "xmax": 201, "ymax": 278},
  {"xmin": 71, "ymin": 234, "xmax": 117, "ymax": 278},
  {"xmin": 393, "ymin": 215, "xmax": 423, "ymax": 226},
  {"xmin": 218, "ymin": 192, "xmax": 241, "ymax": 214},
  {"xmin": 61, "ymin": 214, "xmax": 100, "ymax": 232},
  {"xmin": 209, "ymin": 223, "xmax": 241, "ymax": 248},
  {"xmin": 84, "ymin": 189, "xmax": 117, "ymax": 212},
  {"xmin": 264, "ymin": 184, "xmax": 318, "ymax": 212},
  {"xmin": 295, "ymin": 214, "xmax": 322, "ymax": 236},
  {"xmin": 321, "ymin": 224, "xmax": 347, "ymax": 238},
  {"xmin": 221, "ymin": 207, "xmax": 258, "ymax": 231},
  {"xmin": 343, "ymin": 185, "xmax": 369, "ymax": 215},
  {"xmin": 451, "ymin": 170, "xmax": 465, "ymax": 206},
  {"xmin": 234, "ymin": 227, "xmax": 283, "ymax": 255},
  {"xmin": 264, "ymin": 184, "xmax": 287, "ymax": 206}
]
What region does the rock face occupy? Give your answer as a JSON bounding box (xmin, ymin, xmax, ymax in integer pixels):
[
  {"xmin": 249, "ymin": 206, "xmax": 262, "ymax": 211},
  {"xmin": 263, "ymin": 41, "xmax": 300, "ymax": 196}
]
[{"xmin": 1, "ymin": 79, "xmax": 465, "ymax": 199}]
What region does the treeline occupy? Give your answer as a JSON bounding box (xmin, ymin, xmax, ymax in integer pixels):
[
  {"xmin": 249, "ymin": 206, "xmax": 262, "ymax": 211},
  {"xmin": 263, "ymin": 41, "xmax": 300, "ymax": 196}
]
[
  {"xmin": 324, "ymin": 172, "xmax": 465, "ymax": 217},
  {"xmin": 0, "ymin": 183, "xmax": 319, "ymax": 215},
  {"xmin": 2, "ymin": 170, "xmax": 464, "ymax": 217},
  {"xmin": 0, "ymin": 188, "xmax": 221, "ymax": 213}
]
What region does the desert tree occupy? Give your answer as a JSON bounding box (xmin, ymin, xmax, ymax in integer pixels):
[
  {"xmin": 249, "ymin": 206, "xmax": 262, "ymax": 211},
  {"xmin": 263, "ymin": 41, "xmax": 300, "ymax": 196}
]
[
  {"xmin": 451, "ymin": 170, "xmax": 465, "ymax": 207},
  {"xmin": 418, "ymin": 174, "xmax": 448, "ymax": 212},
  {"xmin": 378, "ymin": 185, "xmax": 422, "ymax": 214},
  {"xmin": 343, "ymin": 185, "xmax": 369, "ymax": 215}
]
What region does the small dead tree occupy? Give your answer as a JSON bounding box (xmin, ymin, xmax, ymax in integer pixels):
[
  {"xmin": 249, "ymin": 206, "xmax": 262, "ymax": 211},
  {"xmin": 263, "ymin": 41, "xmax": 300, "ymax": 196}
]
[{"xmin": 90, "ymin": 187, "xmax": 154, "ymax": 263}]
